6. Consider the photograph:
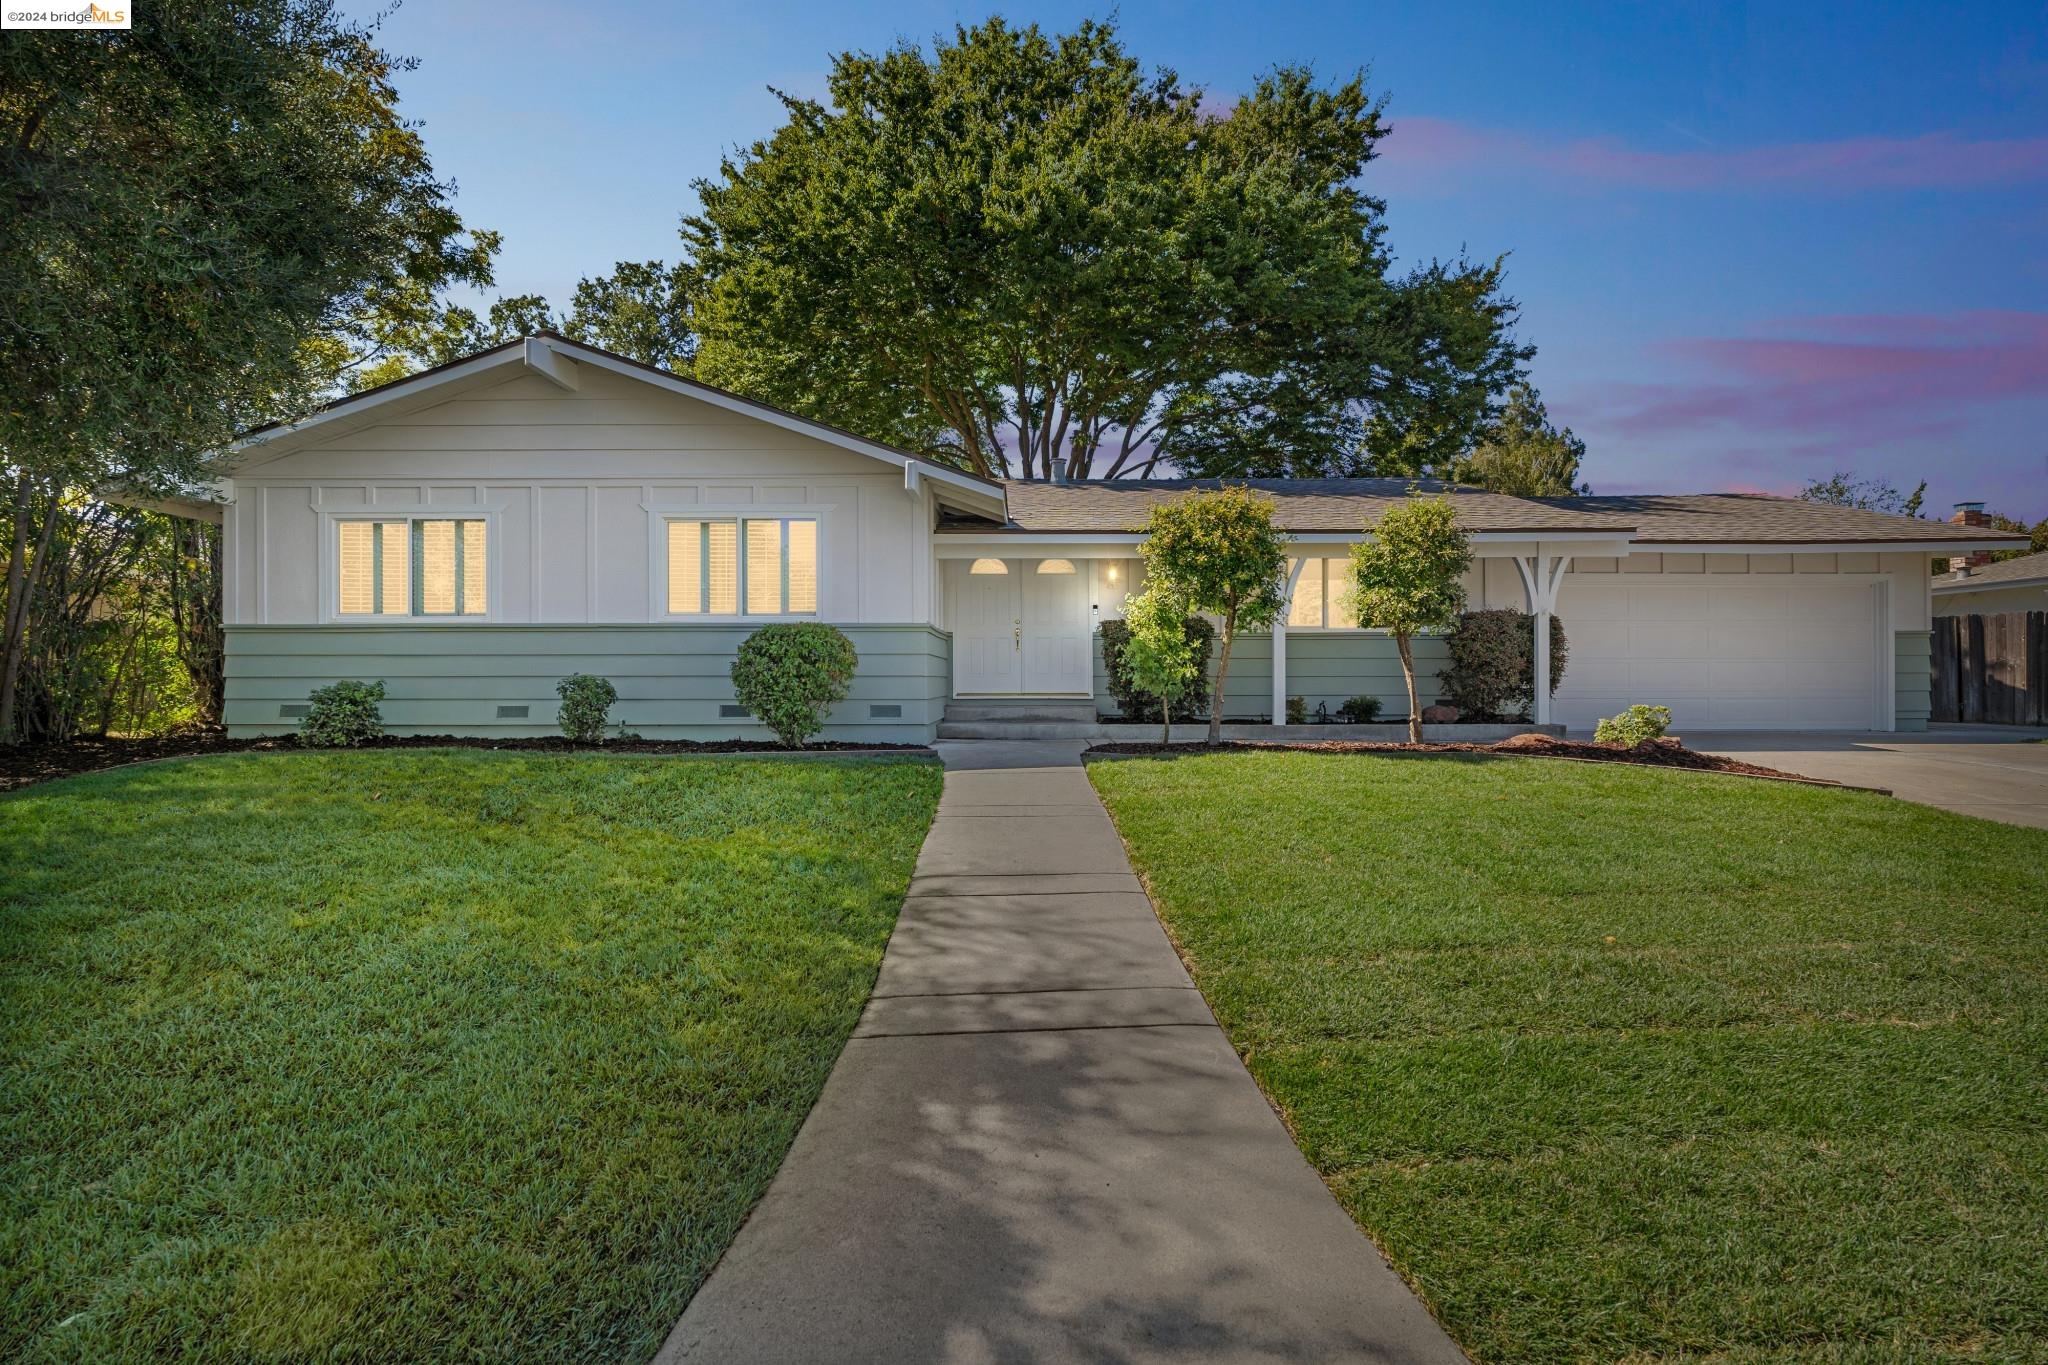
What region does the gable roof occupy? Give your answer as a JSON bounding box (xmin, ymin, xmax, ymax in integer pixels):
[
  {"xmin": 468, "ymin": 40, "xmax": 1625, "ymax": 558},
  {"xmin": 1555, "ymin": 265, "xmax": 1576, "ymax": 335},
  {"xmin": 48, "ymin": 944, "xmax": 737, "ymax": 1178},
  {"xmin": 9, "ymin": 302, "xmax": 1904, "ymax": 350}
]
[
  {"xmin": 225, "ymin": 332, "xmax": 1006, "ymax": 514},
  {"xmin": 1932, "ymin": 552, "xmax": 2048, "ymax": 593},
  {"xmin": 967, "ymin": 480, "xmax": 2024, "ymax": 548}
]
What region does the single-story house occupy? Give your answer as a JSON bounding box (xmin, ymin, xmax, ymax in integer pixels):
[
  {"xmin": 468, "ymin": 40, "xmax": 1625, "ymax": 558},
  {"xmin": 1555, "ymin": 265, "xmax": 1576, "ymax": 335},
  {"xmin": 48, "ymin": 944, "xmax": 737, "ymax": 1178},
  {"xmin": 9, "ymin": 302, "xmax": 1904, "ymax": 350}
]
[
  {"xmin": 145, "ymin": 334, "xmax": 2025, "ymax": 741},
  {"xmin": 1932, "ymin": 554, "xmax": 2047, "ymax": 617}
]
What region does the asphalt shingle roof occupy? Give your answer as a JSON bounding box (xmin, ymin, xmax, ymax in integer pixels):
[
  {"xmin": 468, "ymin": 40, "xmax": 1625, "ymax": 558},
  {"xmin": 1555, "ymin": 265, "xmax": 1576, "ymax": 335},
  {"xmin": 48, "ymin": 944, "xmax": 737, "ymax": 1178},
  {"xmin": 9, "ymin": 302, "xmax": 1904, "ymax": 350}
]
[
  {"xmin": 1931, "ymin": 552, "xmax": 2048, "ymax": 590},
  {"xmin": 951, "ymin": 480, "xmax": 2029, "ymax": 547}
]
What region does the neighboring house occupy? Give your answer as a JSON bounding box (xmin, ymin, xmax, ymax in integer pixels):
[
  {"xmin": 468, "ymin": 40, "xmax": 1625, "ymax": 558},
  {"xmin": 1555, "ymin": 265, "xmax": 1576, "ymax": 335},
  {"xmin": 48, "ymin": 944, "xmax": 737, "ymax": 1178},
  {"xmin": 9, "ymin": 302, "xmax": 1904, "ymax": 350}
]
[
  {"xmin": 139, "ymin": 334, "xmax": 2024, "ymax": 740},
  {"xmin": 1932, "ymin": 554, "xmax": 2048, "ymax": 617}
]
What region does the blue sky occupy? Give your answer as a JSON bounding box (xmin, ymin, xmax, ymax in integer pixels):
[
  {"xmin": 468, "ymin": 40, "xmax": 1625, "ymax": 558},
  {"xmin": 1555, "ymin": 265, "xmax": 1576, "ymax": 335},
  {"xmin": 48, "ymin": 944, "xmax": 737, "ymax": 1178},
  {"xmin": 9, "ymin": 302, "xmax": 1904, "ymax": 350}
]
[{"xmin": 364, "ymin": 0, "xmax": 2048, "ymax": 519}]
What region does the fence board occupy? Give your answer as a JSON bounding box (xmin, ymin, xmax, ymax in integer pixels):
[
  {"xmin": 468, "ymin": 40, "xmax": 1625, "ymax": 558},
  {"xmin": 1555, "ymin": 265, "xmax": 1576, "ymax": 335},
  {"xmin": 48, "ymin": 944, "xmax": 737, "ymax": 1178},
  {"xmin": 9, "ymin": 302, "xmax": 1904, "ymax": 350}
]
[{"xmin": 1932, "ymin": 610, "xmax": 2044, "ymax": 724}]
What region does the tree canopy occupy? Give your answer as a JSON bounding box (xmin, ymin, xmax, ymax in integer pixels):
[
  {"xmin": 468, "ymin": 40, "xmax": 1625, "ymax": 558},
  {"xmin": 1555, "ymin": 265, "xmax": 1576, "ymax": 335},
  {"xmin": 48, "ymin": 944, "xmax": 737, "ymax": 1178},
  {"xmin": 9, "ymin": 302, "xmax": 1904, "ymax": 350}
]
[
  {"xmin": 1139, "ymin": 486, "xmax": 1289, "ymax": 741},
  {"xmin": 1797, "ymin": 472, "xmax": 1926, "ymax": 518},
  {"xmin": 1349, "ymin": 491, "xmax": 1472, "ymax": 741},
  {"xmin": 679, "ymin": 17, "xmax": 1530, "ymax": 480},
  {"xmin": 1451, "ymin": 384, "xmax": 1589, "ymax": 496}
]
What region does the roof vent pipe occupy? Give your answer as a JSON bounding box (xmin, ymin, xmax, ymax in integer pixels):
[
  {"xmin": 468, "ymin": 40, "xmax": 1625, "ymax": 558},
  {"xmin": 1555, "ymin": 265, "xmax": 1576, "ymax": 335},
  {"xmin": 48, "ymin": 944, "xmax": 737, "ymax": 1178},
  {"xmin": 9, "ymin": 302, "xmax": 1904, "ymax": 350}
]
[{"xmin": 1049, "ymin": 461, "xmax": 1069, "ymax": 485}]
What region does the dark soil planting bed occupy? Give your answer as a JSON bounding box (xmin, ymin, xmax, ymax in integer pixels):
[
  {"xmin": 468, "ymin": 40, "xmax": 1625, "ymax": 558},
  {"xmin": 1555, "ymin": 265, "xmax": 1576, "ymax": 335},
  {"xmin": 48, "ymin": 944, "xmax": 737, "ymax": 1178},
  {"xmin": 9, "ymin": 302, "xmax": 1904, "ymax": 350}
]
[
  {"xmin": 1086, "ymin": 734, "xmax": 1855, "ymax": 787},
  {"xmin": 1, "ymin": 732, "xmax": 930, "ymax": 793}
]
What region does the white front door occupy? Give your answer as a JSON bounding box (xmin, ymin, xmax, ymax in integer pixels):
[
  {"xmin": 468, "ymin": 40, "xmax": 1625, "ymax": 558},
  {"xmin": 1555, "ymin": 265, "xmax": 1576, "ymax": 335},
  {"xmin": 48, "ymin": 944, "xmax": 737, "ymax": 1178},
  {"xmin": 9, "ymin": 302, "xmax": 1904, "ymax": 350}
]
[
  {"xmin": 952, "ymin": 559, "xmax": 1023, "ymax": 694},
  {"xmin": 1021, "ymin": 559, "xmax": 1092, "ymax": 694}
]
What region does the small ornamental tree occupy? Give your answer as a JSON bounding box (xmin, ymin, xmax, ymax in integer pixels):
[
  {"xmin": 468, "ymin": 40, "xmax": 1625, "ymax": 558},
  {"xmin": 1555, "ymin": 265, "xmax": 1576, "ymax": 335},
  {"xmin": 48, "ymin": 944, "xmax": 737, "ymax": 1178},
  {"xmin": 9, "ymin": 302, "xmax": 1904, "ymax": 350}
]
[
  {"xmin": 729, "ymin": 623, "xmax": 858, "ymax": 747},
  {"xmin": 1139, "ymin": 487, "xmax": 1290, "ymax": 743},
  {"xmin": 1118, "ymin": 586, "xmax": 1204, "ymax": 744},
  {"xmin": 1348, "ymin": 491, "xmax": 1473, "ymax": 742}
]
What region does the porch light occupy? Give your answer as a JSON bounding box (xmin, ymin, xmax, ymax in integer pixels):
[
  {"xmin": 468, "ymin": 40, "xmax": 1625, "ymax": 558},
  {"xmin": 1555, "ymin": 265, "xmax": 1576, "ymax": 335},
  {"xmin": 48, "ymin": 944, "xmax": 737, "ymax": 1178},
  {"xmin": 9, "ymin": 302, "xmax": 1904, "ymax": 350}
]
[{"xmin": 969, "ymin": 558, "xmax": 1008, "ymax": 575}]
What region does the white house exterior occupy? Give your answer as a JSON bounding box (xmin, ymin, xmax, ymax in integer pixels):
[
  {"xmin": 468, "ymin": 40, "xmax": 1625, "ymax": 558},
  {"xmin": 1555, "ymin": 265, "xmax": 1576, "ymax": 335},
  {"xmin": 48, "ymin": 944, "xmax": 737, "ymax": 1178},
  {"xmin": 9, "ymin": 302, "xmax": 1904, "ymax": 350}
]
[
  {"xmin": 1932, "ymin": 555, "xmax": 2048, "ymax": 617},
  {"xmin": 162, "ymin": 334, "xmax": 2024, "ymax": 741}
]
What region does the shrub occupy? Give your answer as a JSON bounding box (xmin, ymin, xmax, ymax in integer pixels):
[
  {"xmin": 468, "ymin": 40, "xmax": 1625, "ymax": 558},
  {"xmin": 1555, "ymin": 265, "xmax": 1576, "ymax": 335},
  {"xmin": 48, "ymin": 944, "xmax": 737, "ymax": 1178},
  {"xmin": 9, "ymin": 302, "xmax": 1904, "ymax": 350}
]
[
  {"xmin": 1118, "ymin": 586, "xmax": 1205, "ymax": 744},
  {"xmin": 1336, "ymin": 694, "xmax": 1383, "ymax": 723},
  {"xmin": 1100, "ymin": 615, "xmax": 1214, "ymax": 721},
  {"xmin": 1437, "ymin": 609, "xmax": 1569, "ymax": 721},
  {"xmin": 556, "ymin": 674, "xmax": 619, "ymax": 744},
  {"xmin": 1594, "ymin": 704, "xmax": 1672, "ymax": 747},
  {"xmin": 1285, "ymin": 695, "xmax": 1306, "ymax": 725},
  {"xmin": 299, "ymin": 679, "xmax": 385, "ymax": 748},
  {"xmin": 729, "ymin": 623, "xmax": 859, "ymax": 747}
]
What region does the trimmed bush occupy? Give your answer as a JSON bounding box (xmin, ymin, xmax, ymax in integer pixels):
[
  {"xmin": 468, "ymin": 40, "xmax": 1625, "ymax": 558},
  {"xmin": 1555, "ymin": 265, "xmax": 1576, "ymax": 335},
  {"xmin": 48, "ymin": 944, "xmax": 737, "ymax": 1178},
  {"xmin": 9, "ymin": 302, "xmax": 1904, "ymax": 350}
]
[
  {"xmin": 1336, "ymin": 694, "xmax": 1383, "ymax": 723},
  {"xmin": 730, "ymin": 623, "xmax": 859, "ymax": 748},
  {"xmin": 556, "ymin": 674, "xmax": 619, "ymax": 744},
  {"xmin": 1595, "ymin": 704, "xmax": 1672, "ymax": 747},
  {"xmin": 1285, "ymin": 695, "xmax": 1306, "ymax": 725},
  {"xmin": 1100, "ymin": 615, "xmax": 1215, "ymax": 721},
  {"xmin": 1436, "ymin": 609, "xmax": 1569, "ymax": 721},
  {"xmin": 299, "ymin": 679, "xmax": 386, "ymax": 748}
]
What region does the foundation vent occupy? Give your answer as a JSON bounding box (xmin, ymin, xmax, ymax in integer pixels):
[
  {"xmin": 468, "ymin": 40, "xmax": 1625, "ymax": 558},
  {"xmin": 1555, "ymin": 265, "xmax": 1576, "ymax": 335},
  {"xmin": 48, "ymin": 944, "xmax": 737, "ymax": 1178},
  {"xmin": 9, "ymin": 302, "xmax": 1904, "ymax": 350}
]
[
  {"xmin": 278, "ymin": 704, "xmax": 310, "ymax": 719},
  {"xmin": 868, "ymin": 704, "xmax": 902, "ymax": 719},
  {"xmin": 496, "ymin": 704, "xmax": 529, "ymax": 719},
  {"xmin": 719, "ymin": 704, "xmax": 752, "ymax": 718}
]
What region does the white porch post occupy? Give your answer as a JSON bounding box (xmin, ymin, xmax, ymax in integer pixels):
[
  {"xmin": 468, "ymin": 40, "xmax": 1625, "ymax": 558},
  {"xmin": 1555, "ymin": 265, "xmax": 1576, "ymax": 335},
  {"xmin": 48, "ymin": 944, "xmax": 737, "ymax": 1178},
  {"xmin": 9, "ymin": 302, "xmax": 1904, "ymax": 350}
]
[
  {"xmin": 1273, "ymin": 557, "xmax": 1306, "ymax": 724},
  {"xmin": 1511, "ymin": 549, "xmax": 1573, "ymax": 727}
]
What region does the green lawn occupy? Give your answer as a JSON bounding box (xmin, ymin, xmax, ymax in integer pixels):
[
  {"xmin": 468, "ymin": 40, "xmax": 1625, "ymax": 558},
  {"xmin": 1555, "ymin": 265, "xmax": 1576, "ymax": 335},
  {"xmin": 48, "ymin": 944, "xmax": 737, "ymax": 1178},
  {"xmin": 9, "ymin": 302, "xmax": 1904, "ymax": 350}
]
[
  {"xmin": 2, "ymin": 750, "xmax": 941, "ymax": 1363},
  {"xmin": 1089, "ymin": 751, "xmax": 2048, "ymax": 1363}
]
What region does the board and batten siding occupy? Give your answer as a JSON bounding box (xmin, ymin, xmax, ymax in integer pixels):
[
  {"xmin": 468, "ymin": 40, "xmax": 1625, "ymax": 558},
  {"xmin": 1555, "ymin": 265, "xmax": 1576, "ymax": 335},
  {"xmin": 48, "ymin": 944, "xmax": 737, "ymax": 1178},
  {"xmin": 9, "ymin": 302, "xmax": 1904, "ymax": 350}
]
[
  {"xmin": 223, "ymin": 365, "xmax": 939, "ymax": 628},
  {"xmin": 1894, "ymin": 629, "xmax": 1932, "ymax": 732},
  {"xmin": 225, "ymin": 624, "xmax": 951, "ymax": 742}
]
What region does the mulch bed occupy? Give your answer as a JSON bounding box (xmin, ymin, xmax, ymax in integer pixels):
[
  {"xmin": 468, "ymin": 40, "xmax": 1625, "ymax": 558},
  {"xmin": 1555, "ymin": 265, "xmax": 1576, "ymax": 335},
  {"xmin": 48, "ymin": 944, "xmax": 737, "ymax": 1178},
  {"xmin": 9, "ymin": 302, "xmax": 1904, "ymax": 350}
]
[
  {"xmin": 1085, "ymin": 732, "xmax": 1873, "ymax": 789},
  {"xmin": 1, "ymin": 732, "xmax": 931, "ymax": 794}
]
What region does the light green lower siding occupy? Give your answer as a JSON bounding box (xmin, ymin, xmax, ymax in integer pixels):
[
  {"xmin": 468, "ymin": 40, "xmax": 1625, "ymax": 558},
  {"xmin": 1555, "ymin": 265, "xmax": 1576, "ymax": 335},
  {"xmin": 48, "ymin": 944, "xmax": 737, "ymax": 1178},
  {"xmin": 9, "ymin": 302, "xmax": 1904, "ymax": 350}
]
[
  {"xmin": 1895, "ymin": 629, "xmax": 1931, "ymax": 732},
  {"xmin": 1095, "ymin": 630, "xmax": 1449, "ymax": 721},
  {"xmin": 225, "ymin": 624, "xmax": 952, "ymax": 742}
]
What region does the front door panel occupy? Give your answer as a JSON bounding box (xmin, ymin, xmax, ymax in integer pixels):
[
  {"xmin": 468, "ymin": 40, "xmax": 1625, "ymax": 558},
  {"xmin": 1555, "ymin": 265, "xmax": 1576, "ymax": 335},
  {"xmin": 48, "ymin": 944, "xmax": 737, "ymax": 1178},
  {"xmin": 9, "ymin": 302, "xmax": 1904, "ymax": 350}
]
[
  {"xmin": 952, "ymin": 560, "xmax": 1022, "ymax": 694},
  {"xmin": 1021, "ymin": 560, "xmax": 1092, "ymax": 694}
]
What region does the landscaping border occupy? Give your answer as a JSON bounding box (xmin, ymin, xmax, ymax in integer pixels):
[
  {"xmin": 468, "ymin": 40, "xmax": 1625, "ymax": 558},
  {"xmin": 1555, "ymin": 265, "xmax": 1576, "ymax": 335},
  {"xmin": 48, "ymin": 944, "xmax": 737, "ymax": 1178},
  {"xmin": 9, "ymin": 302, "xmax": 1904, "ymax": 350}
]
[
  {"xmin": 1, "ymin": 733, "xmax": 934, "ymax": 794},
  {"xmin": 1083, "ymin": 734, "xmax": 1894, "ymax": 794}
]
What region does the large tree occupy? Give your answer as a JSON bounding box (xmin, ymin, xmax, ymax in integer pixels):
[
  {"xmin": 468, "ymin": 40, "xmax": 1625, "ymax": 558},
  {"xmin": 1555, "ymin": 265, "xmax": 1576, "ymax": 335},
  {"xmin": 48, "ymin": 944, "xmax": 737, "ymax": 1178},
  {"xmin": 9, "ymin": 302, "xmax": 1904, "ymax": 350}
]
[
  {"xmin": 1451, "ymin": 384, "xmax": 1589, "ymax": 496},
  {"xmin": 1, "ymin": 0, "xmax": 488, "ymax": 738},
  {"xmin": 1797, "ymin": 472, "xmax": 1926, "ymax": 518},
  {"xmin": 681, "ymin": 17, "xmax": 1529, "ymax": 481}
]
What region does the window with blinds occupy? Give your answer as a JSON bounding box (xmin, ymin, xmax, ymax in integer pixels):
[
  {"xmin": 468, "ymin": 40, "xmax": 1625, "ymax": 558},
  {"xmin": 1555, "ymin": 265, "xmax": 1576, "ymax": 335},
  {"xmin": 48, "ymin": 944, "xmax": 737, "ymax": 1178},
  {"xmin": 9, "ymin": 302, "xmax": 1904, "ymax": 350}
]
[
  {"xmin": 336, "ymin": 519, "xmax": 485, "ymax": 617},
  {"xmin": 665, "ymin": 516, "xmax": 818, "ymax": 616},
  {"xmin": 1285, "ymin": 557, "xmax": 1359, "ymax": 629}
]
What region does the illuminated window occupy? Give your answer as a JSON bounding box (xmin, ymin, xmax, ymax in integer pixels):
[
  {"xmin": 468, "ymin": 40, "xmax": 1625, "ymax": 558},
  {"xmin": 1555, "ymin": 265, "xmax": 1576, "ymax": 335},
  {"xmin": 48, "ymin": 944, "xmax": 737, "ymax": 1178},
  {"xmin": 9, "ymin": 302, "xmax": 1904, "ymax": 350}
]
[
  {"xmin": 666, "ymin": 517, "xmax": 816, "ymax": 615},
  {"xmin": 337, "ymin": 519, "xmax": 484, "ymax": 616},
  {"xmin": 1036, "ymin": 559, "xmax": 1077, "ymax": 574},
  {"xmin": 969, "ymin": 558, "xmax": 1009, "ymax": 575},
  {"xmin": 1285, "ymin": 557, "xmax": 1359, "ymax": 629}
]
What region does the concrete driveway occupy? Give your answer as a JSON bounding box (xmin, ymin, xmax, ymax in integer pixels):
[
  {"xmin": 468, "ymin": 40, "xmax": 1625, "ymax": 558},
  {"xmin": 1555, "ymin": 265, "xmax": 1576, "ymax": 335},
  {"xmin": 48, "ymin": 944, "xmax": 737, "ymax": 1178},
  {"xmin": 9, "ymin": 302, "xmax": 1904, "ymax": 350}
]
[{"xmin": 1688, "ymin": 725, "xmax": 2048, "ymax": 829}]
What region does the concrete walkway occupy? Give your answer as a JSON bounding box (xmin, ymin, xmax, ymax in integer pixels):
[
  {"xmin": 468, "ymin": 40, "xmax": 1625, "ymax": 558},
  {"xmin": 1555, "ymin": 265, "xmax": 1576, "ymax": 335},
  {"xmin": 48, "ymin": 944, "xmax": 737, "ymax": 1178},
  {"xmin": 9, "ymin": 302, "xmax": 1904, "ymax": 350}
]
[
  {"xmin": 1693, "ymin": 725, "xmax": 2048, "ymax": 829},
  {"xmin": 658, "ymin": 739, "xmax": 1464, "ymax": 1364}
]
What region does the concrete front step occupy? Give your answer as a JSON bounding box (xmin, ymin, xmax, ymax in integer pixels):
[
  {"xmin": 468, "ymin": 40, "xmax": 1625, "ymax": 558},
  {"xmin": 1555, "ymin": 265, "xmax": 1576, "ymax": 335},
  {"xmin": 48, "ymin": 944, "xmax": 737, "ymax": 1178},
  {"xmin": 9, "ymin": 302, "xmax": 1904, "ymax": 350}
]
[
  {"xmin": 935, "ymin": 719, "xmax": 1567, "ymax": 742},
  {"xmin": 942, "ymin": 699, "xmax": 1100, "ymax": 724}
]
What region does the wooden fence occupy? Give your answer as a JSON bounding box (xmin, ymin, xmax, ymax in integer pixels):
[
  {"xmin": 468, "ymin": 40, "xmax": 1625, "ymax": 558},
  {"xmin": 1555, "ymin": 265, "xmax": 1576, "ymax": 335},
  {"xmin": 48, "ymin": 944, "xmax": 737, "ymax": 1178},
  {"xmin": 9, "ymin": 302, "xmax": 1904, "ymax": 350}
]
[{"xmin": 1932, "ymin": 611, "xmax": 2046, "ymax": 725}]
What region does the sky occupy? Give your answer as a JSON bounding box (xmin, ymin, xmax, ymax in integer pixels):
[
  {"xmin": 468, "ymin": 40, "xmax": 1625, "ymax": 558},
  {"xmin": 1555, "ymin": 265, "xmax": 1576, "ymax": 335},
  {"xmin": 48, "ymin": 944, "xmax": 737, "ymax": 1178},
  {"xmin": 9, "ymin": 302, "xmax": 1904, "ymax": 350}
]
[{"xmin": 359, "ymin": 0, "xmax": 2048, "ymax": 520}]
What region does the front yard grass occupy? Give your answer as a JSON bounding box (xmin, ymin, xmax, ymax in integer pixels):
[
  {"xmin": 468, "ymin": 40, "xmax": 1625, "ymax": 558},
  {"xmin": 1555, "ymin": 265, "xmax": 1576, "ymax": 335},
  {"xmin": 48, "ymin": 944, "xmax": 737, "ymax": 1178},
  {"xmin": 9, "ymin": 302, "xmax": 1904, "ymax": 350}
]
[
  {"xmin": 2, "ymin": 750, "xmax": 941, "ymax": 1362},
  {"xmin": 1089, "ymin": 751, "xmax": 2048, "ymax": 1363}
]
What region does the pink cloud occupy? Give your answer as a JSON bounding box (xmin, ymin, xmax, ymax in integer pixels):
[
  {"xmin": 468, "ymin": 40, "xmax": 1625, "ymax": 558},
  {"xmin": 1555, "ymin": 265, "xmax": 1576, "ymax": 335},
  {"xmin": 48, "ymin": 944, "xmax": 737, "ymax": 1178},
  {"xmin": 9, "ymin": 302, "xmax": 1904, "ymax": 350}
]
[
  {"xmin": 1583, "ymin": 311, "xmax": 2048, "ymax": 442},
  {"xmin": 1377, "ymin": 117, "xmax": 2048, "ymax": 193},
  {"xmin": 1549, "ymin": 311, "xmax": 2048, "ymax": 516}
]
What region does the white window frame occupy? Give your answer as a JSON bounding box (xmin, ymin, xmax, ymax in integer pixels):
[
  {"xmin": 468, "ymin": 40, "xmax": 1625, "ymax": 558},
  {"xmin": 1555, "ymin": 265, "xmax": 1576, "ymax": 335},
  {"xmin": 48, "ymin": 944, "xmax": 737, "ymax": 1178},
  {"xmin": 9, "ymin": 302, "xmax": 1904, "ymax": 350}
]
[
  {"xmin": 320, "ymin": 508, "xmax": 503, "ymax": 624},
  {"xmin": 645, "ymin": 504, "xmax": 827, "ymax": 622},
  {"xmin": 1285, "ymin": 555, "xmax": 1369, "ymax": 631}
]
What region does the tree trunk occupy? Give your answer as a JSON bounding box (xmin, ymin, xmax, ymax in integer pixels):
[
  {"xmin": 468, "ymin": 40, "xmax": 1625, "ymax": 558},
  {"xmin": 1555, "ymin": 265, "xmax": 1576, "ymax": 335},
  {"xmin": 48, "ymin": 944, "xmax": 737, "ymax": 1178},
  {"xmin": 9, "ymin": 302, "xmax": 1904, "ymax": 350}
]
[
  {"xmin": 1208, "ymin": 610, "xmax": 1236, "ymax": 744},
  {"xmin": 1397, "ymin": 631, "xmax": 1421, "ymax": 743},
  {"xmin": 1161, "ymin": 692, "xmax": 1171, "ymax": 746},
  {"xmin": 0, "ymin": 476, "xmax": 58, "ymax": 743}
]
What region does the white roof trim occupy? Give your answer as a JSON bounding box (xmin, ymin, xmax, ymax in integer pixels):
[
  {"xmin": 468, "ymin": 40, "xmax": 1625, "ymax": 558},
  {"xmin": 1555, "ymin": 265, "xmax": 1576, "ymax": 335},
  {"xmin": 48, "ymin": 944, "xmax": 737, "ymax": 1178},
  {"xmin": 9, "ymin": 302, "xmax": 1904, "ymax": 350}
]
[
  {"xmin": 1629, "ymin": 540, "xmax": 2017, "ymax": 555},
  {"xmin": 221, "ymin": 335, "xmax": 1006, "ymax": 514}
]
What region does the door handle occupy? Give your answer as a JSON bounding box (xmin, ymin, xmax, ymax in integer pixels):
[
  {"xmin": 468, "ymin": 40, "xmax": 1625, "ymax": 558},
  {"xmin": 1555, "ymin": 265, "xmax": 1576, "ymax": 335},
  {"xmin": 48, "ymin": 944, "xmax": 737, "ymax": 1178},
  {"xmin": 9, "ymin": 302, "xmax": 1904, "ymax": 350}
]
[{"xmin": 1013, "ymin": 619, "xmax": 1022, "ymax": 648}]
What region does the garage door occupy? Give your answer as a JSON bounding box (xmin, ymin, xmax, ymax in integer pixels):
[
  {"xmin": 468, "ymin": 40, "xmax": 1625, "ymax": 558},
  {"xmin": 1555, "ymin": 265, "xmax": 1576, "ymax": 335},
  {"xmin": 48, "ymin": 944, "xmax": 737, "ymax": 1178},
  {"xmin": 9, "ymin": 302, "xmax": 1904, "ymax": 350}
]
[{"xmin": 1552, "ymin": 573, "xmax": 1882, "ymax": 731}]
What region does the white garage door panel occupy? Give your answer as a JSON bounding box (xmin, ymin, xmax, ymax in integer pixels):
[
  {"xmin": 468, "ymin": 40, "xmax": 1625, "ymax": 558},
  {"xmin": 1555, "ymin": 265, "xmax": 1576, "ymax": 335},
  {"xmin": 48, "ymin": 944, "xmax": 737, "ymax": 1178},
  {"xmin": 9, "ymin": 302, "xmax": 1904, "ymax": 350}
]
[{"xmin": 1554, "ymin": 573, "xmax": 1880, "ymax": 731}]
